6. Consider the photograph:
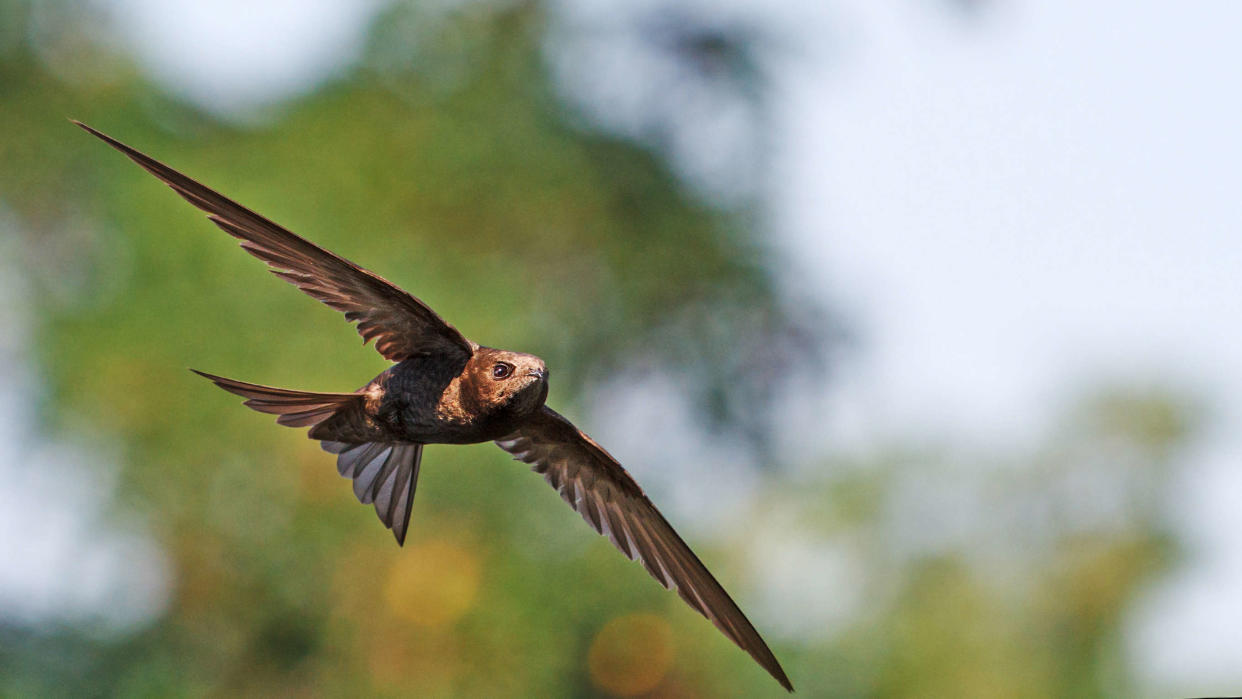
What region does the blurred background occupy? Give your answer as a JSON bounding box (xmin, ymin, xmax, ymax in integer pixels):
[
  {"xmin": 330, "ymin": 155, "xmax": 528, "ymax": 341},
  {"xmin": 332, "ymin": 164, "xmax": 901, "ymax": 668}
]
[{"xmin": 0, "ymin": 0, "xmax": 1239, "ymax": 696}]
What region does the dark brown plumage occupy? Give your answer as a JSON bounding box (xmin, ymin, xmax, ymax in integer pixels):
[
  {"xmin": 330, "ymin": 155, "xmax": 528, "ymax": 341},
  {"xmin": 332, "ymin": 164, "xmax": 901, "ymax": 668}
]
[{"xmin": 76, "ymin": 120, "xmax": 793, "ymax": 692}]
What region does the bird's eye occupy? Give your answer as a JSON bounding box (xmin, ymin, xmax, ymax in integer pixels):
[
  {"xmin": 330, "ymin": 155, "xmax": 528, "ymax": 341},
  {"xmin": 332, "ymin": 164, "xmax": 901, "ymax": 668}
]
[{"xmin": 492, "ymin": 362, "xmax": 514, "ymax": 380}]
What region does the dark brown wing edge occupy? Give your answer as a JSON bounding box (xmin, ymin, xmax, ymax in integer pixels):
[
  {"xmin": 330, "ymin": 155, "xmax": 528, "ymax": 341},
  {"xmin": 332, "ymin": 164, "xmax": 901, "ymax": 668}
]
[
  {"xmin": 496, "ymin": 406, "xmax": 794, "ymax": 692},
  {"xmin": 191, "ymin": 369, "xmax": 363, "ymax": 427},
  {"xmin": 74, "ymin": 120, "xmax": 474, "ymax": 365}
]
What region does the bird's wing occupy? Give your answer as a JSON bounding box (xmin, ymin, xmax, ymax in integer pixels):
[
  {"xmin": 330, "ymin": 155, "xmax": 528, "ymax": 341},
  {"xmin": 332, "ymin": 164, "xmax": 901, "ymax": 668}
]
[
  {"xmin": 495, "ymin": 406, "xmax": 793, "ymax": 692},
  {"xmin": 322, "ymin": 441, "xmax": 424, "ymax": 546},
  {"xmin": 75, "ymin": 121, "xmax": 474, "ymax": 364}
]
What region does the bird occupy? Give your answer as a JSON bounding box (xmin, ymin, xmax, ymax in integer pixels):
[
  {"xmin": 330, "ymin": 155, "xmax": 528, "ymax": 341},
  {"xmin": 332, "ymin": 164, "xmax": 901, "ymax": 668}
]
[{"xmin": 75, "ymin": 120, "xmax": 793, "ymax": 692}]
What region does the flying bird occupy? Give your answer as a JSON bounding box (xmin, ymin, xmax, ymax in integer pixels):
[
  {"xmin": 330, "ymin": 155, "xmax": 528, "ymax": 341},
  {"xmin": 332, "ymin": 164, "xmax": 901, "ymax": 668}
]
[{"xmin": 76, "ymin": 121, "xmax": 792, "ymax": 692}]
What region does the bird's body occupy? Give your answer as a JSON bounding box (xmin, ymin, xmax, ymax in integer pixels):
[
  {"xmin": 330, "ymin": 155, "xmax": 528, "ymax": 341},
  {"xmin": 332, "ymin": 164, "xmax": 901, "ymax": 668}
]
[
  {"xmin": 301, "ymin": 348, "xmax": 549, "ymax": 446},
  {"xmin": 77, "ymin": 121, "xmax": 793, "ymax": 692}
]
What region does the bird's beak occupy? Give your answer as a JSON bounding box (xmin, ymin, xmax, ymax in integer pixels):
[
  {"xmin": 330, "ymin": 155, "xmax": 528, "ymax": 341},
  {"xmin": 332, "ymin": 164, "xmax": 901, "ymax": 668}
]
[{"xmin": 527, "ymin": 368, "xmax": 548, "ymax": 381}]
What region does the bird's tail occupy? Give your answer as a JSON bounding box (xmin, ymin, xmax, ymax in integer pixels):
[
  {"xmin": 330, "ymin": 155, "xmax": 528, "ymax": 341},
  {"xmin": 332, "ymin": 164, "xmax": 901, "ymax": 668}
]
[
  {"xmin": 193, "ymin": 369, "xmax": 420, "ymax": 544},
  {"xmin": 191, "ymin": 369, "xmax": 362, "ymax": 428}
]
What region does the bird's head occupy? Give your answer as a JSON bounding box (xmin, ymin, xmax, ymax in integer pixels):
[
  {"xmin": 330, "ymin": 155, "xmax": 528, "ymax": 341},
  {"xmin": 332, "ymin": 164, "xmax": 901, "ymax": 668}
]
[{"xmin": 466, "ymin": 347, "xmax": 549, "ymax": 416}]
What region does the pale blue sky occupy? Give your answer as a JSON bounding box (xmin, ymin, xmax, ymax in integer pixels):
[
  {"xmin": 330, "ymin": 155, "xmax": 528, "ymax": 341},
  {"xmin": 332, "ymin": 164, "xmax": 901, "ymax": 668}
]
[{"xmin": 767, "ymin": 4, "xmax": 1242, "ymax": 689}]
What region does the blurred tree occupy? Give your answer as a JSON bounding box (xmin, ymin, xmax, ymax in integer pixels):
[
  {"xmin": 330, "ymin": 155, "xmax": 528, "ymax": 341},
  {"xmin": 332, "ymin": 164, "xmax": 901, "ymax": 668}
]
[
  {"xmin": 771, "ymin": 386, "xmax": 1191, "ymax": 698},
  {"xmin": 0, "ymin": 0, "xmax": 1189, "ymax": 697},
  {"xmin": 0, "ymin": 0, "xmax": 824, "ymax": 696}
]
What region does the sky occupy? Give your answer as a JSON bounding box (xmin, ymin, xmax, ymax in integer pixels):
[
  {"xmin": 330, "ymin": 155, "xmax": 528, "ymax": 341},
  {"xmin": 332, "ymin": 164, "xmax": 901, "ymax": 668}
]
[
  {"xmin": 4, "ymin": 0, "xmax": 1240, "ymax": 691},
  {"xmin": 765, "ymin": 2, "xmax": 1242, "ymax": 688}
]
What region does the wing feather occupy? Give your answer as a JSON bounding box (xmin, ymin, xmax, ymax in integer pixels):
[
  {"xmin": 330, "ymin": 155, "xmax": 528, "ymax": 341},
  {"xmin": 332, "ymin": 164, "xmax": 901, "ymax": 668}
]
[
  {"xmin": 495, "ymin": 406, "xmax": 793, "ymax": 692},
  {"xmin": 325, "ymin": 441, "xmax": 423, "ymax": 546},
  {"xmin": 75, "ymin": 121, "xmax": 473, "ymax": 364}
]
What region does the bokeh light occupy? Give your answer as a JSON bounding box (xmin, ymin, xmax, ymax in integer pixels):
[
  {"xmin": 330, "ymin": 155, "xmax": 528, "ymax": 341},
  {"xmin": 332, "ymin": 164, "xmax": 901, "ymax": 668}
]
[{"xmin": 588, "ymin": 613, "xmax": 675, "ymax": 696}]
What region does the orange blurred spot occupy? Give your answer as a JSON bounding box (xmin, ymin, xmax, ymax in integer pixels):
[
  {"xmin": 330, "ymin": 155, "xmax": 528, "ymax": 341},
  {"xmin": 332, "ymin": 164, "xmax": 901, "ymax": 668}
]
[
  {"xmin": 588, "ymin": 613, "xmax": 675, "ymax": 697},
  {"xmin": 383, "ymin": 540, "xmax": 480, "ymax": 627}
]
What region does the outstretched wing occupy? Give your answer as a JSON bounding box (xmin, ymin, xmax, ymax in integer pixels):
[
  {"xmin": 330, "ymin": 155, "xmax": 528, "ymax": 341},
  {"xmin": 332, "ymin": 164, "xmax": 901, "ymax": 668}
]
[
  {"xmin": 75, "ymin": 121, "xmax": 474, "ymax": 365},
  {"xmin": 495, "ymin": 406, "xmax": 793, "ymax": 692},
  {"xmin": 190, "ymin": 369, "xmax": 363, "ymax": 428}
]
